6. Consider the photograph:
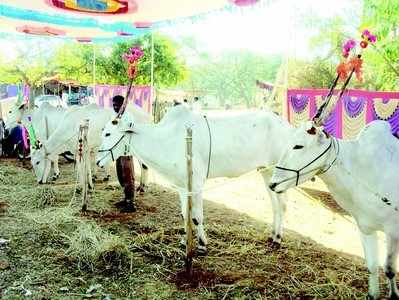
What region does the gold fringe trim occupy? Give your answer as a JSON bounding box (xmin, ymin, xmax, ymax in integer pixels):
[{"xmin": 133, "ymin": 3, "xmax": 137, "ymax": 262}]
[
  {"xmin": 342, "ymin": 107, "xmax": 366, "ymax": 139},
  {"xmin": 373, "ymin": 98, "xmax": 399, "ymax": 120}
]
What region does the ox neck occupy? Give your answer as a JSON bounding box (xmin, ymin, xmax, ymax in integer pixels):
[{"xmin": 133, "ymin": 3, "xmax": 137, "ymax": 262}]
[
  {"xmin": 43, "ymin": 129, "xmax": 69, "ymax": 158},
  {"xmin": 318, "ymin": 139, "xmax": 357, "ymax": 189},
  {"xmin": 124, "ymin": 123, "xmax": 171, "ymax": 173}
]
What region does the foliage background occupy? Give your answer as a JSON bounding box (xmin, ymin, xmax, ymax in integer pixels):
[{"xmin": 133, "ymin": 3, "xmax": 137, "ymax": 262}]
[{"xmin": 0, "ymin": 1, "xmax": 398, "ymax": 108}]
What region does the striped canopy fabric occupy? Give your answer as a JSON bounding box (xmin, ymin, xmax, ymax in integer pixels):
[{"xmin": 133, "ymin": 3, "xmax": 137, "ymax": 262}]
[{"xmin": 0, "ymin": 0, "xmax": 260, "ymax": 41}]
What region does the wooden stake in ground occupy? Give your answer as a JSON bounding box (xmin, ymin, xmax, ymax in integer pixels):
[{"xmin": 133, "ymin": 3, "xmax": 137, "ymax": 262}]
[
  {"xmin": 185, "ymin": 126, "xmax": 194, "ymax": 276},
  {"xmin": 0, "ymin": 118, "xmax": 4, "ymax": 157},
  {"xmin": 77, "ymin": 119, "xmax": 91, "ymax": 212}
]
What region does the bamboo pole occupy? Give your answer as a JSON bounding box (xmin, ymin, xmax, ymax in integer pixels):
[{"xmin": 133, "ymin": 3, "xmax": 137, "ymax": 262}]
[
  {"xmin": 185, "ymin": 127, "xmax": 194, "ymax": 276},
  {"xmin": 0, "ymin": 118, "xmax": 4, "ymax": 157},
  {"xmin": 44, "ymin": 116, "xmax": 49, "ymax": 140},
  {"xmin": 78, "ymin": 119, "xmax": 90, "ymax": 211},
  {"xmin": 93, "ymin": 44, "xmax": 96, "ymax": 98}
]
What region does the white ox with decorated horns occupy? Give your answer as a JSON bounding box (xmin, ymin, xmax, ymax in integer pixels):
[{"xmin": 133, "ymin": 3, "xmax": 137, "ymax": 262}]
[
  {"xmin": 269, "ymin": 96, "xmax": 399, "ymax": 299},
  {"xmin": 5, "ymin": 102, "xmax": 71, "ymax": 181},
  {"xmin": 31, "ymin": 103, "xmax": 151, "ymax": 188},
  {"xmin": 96, "ymin": 105, "xmax": 296, "ymax": 254}
]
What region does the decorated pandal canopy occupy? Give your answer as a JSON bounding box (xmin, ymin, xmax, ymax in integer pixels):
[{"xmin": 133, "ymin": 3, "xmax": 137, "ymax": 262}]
[
  {"xmin": 287, "ymin": 89, "xmax": 399, "ymax": 139},
  {"xmin": 0, "ymin": 0, "xmax": 260, "ymax": 42}
]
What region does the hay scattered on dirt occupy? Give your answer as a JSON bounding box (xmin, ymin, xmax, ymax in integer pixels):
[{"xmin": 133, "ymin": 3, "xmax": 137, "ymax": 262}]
[
  {"xmin": 33, "ymin": 186, "xmax": 58, "ymax": 208},
  {"xmin": 0, "ymin": 160, "xmax": 380, "ymax": 299},
  {"xmin": 65, "ymin": 222, "xmax": 130, "ymax": 269},
  {"xmin": 0, "ymin": 165, "xmax": 19, "ymax": 185}
]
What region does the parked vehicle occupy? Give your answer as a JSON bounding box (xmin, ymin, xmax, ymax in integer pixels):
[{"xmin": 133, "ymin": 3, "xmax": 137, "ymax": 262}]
[{"xmin": 34, "ymin": 95, "xmax": 67, "ymax": 108}]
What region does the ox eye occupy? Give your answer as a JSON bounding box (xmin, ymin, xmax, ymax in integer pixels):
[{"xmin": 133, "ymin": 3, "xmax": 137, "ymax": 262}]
[
  {"xmin": 105, "ymin": 133, "xmax": 110, "ymax": 137},
  {"xmin": 293, "ymin": 145, "xmax": 304, "ymax": 150},
  {"xmin": 35, "ymin": 161, "xmax": 40, "ymax": 165}
]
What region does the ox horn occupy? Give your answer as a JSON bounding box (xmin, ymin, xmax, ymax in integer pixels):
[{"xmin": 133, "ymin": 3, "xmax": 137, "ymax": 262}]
[
  {"xmin": 312, "ymin": 75, "xmax": 340, "ymax": 126},
  {"xmin": 115, "ymin": 78, "xmax": 135, "ymax": 119},
  {"xmin": 313, "ymin": 55, "xmax": 360, "ymax": 126}
]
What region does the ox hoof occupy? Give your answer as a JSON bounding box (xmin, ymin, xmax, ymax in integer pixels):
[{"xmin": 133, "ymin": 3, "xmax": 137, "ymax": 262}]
[
  {"xmin": 196, "ymin": 245, "xmax": 208, "ymax": 256},
  {"xmin": 366, "ymin": 294, "xmax": 379, "ymax": 300},
  {"xmin": 81, "ymin": 204, "xmax": 87, "ymax": 212},
  {"xmin": 136, "ymin": 185, "xmax": 145, "ymax": 194},
  {"xmin": 179, "ymin": 237, "xmax": 186, "ymax": 248},
  {"xmin": 267, "ymin": 237, "xmax": 281, "ymax": 250}
]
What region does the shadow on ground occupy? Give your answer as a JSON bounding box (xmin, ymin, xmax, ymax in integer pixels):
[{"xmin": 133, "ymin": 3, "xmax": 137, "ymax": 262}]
[{"xmin": 0, "ymin": 159, "xmax": 382, "ymax": 299}]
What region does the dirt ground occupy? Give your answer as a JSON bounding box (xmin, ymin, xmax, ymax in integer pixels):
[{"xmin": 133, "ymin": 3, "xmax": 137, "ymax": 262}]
[{"xmin": 0, "ymin": 158, "xmax": 391, "ymax": 299}]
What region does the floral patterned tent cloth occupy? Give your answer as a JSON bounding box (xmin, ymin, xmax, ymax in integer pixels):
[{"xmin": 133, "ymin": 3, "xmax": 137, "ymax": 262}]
[{"xmin": 287, "ymin": 88, "xmax": 399, "ymax": 139}]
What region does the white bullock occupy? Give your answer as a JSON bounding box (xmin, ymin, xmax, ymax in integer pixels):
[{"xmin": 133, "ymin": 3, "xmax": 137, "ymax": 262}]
[
  {"xmin": 32, "ymin": 103, "xmax": 151, "ymax": 188},
  {"xmin": 96, "ymin": 105, "xmax": 294, "ymax": 253},
  {"xmin": 270, "ymin": 120, "xmax": 399, "ymax": 300},
  {"xmin": 5, "ymin": 102, "xmax": 70, "ymax": 180}
]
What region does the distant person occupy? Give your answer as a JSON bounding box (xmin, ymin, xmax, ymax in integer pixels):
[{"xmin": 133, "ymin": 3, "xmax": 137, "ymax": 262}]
[
  {"xmin": 192, "ymin": 96, "xmax": 201, "ymax": 112},
  {"xmin": 112, "ymin": 95, "xmax": 136, "ymax": 213}
]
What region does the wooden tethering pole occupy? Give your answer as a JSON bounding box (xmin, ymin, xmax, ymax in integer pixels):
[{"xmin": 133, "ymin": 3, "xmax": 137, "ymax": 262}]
[
  {"xmin": 78, "ymin": 119, "xmax": 90, "ymax": 212},
  {"xmin": 185, "ymin": 126, "xmax": 194, "ymax": 276}
]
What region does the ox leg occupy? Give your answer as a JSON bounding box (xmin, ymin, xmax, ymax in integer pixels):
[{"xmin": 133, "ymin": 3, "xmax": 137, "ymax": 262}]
[
  {"xmin": 192, "ymin": 191, "xmax": 207, "ymax": 255},
  {"xmin": 261, "ymin": 170, "xmax": 286, "ymax": 248},
  {"xmin": 43, "ymin": 159, "xmax": 53, "ymax": 184},
  {"xmin": 384, "ymin": 236, "xmax": 399, "ymax": 299},
  {"xmin": 266, "ymin": 191, "xmax": 287, "ymax": 248},
  {"xmin": 178, "ymin": 189, "xmax": 207, "ymax": 255},
  {"xmin": 87, "ymin": 158, "xmax": 94, "ymax": 191},
  {"xmin": 137, "ymin": 163, "xmax": 148, "ymax": 194},
  {"xmin": 178, "ymin": 191, "xmax": 188, "ymax": 247},
  {"xmin": 102, "ymin": 163, "xmax": 112, "ymax": 182},
  {"xmin": 359, "ymin": 230, "xmax": 380, "ymax": 300},
  {"xmin": 51, "ymin": 158, "xmax": 60, "ymax": 181}
]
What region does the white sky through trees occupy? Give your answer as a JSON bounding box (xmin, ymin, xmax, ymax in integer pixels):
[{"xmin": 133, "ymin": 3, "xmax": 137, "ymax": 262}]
[{"xmin": 0, "ymin": 0, "xmax": 361, "ymax": 61}]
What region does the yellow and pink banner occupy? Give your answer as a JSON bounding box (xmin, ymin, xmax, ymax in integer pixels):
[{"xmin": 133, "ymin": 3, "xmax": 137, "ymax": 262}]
[
  {"xmin": 94, "ymin": 84, "xmax": 152, "ymax": 114},
  {"xmin": 287, "ymin": 88, "xmax": 399, "ymax": 139}
]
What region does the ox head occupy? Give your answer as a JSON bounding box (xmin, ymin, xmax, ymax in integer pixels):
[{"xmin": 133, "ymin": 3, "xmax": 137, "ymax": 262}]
[
  {"xmin": 31, "ymin": 144, "xmax": 53, "ymax": 184},
  {"xmin": 269, "ymin": 77, "xmax": 342, "ymax": 193},
  {"xmin": 269, "ymin": 121, "xmax": 334, "ymax": 193},
  {"xmin": 96, "ymin": 116, "xmax": 135, "ymax": 168},
  {"xmin": 5, "ymin": 103, "xmax": 28, "ymax": 130}
]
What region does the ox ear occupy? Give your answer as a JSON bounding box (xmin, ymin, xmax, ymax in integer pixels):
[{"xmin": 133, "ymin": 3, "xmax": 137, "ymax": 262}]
[
  {"xmin": 123, "ymin": 128, "xmax": 136, "ymax": 134},
  {"xmin": 307, "ymin": 126, "xmax": 317, "ymax": 135},
  {"xmin": 316, "ymin": 127, "xmax": 329, "ymax": 144},
  {"xmin": 123, "ymin": 122, "xmax": 136, "ymax": 134}
]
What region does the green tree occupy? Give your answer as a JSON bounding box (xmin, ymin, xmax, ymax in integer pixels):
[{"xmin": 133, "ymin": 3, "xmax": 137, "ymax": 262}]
[
  {"xmin": 181, "ymin": 50, "xmax": 281, "ymax": 107},
  {"xmin": 96, "ymin": 33, "xmax": 187, "ymax": 87},
  {"xmin": 0, "ymin": 34, "xmax": 187, "ymax": 91},
  {"xmin": 51, "ymin": 43, "xmax": 98, "ymax": 85},
  {"xmin": 361, "ymin": 0, "xmax": 399, "ymax": 90},
  {"xmin": 0, "ymin": 40, "xmax": 57, "ymax": 90}
]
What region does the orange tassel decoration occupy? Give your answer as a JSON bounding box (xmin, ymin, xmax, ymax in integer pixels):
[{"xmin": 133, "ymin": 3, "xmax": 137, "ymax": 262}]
[
  {"xmin": 336, "ymin": 62, "xmax": 349, "ymax": 81},
  {"xmin": 348, "ymin": 57, "xmax": 363, "ymax": 82},
  {"xmin": 127, "ymin": 63, "xmax": 137, "ymax": 79}
]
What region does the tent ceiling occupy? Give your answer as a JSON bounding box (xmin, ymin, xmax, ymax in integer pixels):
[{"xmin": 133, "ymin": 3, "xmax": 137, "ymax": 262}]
[
  {"xmin": 2, "ymin": 0, "xmax": 228, "ymax": 23},
  {"xmin": 0, "ymin": 0, "xmax": 256, "ymax": 40}
]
